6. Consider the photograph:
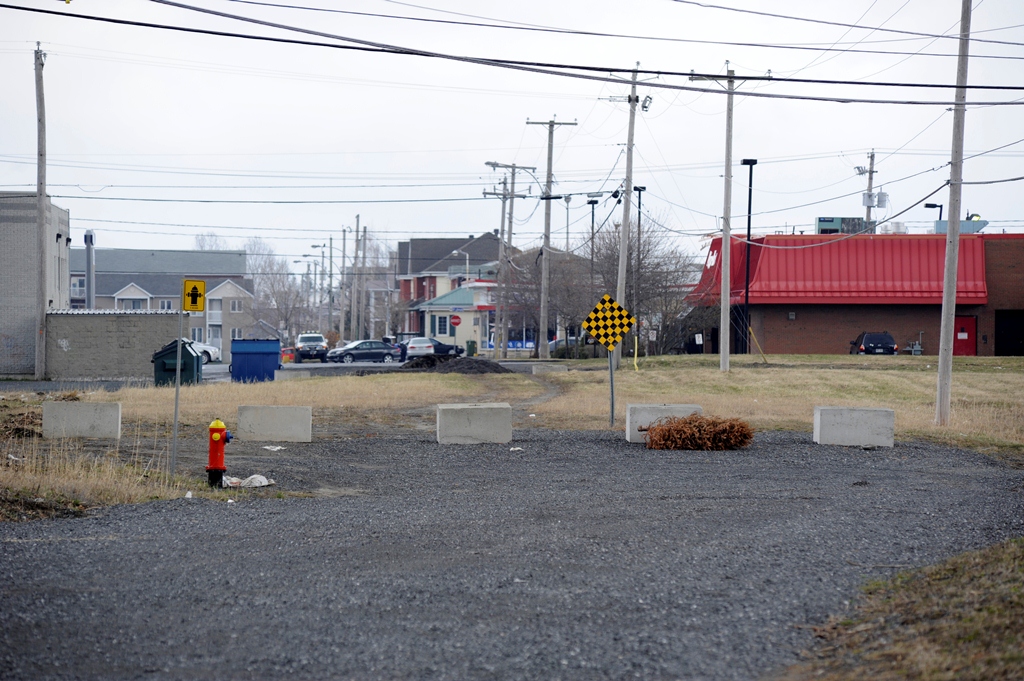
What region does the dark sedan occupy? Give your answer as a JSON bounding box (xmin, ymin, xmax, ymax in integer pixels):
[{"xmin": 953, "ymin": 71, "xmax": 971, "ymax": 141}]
[
  {"xmin": 328, "ymin": 340, "xmax": 401, "ymax": 364},
  {"xmin": 428, "ymin": 338, "xmax": 464, "ymax": 356},
  {"xmin": 850, "ymin": 332, "xmax": 899, "ymax": 355}
]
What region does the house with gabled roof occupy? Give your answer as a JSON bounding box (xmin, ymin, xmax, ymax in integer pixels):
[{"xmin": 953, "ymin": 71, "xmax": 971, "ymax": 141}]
[
  {"xmin": 395, "ymin": 232, "xmax": 502, "ymax": 337},
  {"xmin": 69, "ymin": 247, "xmax": 255, "ymax": 362}
]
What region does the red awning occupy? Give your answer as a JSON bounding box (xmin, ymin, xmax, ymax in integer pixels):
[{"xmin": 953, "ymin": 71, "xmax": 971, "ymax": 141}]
[{"xmin": 689, "ymin": 234, "xmax": 987, "ymax": 306}]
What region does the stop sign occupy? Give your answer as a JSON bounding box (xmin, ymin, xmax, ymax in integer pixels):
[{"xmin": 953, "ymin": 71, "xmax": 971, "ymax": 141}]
[{"xmin": 450, "ymin": 315, "xmax": 462, "ymax": 327}]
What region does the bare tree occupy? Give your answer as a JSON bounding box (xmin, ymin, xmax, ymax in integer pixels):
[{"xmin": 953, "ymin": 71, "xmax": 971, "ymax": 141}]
[
  {"xmin": 194, "ymin": 232, "xmax": 228, "ymax": 250},
  {"xmin": 245, "ymin": 237, "xmax": 305, "ymax": 342}
]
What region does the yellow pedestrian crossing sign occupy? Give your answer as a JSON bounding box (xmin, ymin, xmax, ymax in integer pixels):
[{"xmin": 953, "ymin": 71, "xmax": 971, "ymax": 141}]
[
  {"xmin": 182, "ymin": 280, "xmax": 206, "ymax": 312},
  {"xmin": 582, "ymin": 294, "xmax": 636, "ymax": 351}
]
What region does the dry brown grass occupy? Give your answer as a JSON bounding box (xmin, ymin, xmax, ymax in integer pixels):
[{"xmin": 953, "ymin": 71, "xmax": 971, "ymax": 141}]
[
  {"xmin": 644, "ymin": 415, "xmax": 754, "ymax": 450},
  {"xmin": 538, "ymin": 355, "xmax": 1024, "ymax": 454},
  {"xmin": 85, "ymin": 373, "xmax": 543, "ymax": 430},
  {"xmin": 773, "ymin": 538, "xmax": 1024, "ymax": 681}
]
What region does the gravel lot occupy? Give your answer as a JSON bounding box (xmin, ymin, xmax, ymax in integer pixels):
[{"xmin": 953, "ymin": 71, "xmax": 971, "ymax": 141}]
[{"xmin": 2, "ymin": 430, "xmax": 1023, "ymax": 681}]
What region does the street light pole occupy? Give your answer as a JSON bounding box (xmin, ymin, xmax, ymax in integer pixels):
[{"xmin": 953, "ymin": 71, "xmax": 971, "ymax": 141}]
[
  {"xmin": 452, "ymin": 249, "xmax": 470, "ymax": 281},
  {"xmin": 741, "ymin": 159, "xmax": 757, "ymax": 355},
  {"xmin": 925, "ymin": 202, "xmax": 944, "ymax": 222}
]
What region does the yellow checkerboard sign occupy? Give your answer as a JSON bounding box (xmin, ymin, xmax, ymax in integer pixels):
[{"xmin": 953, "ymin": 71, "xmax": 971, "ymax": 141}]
[{"xmin": 582, "ymin": 294, "xmax": 636, "ymax": 351}]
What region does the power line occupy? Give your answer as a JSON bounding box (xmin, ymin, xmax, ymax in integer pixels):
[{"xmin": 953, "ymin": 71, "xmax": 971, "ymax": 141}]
[
  {"xmin": 50, "ymin": 194, "xmax": 490, "ymax": 205},
  {"xmin": 220, "ymin": 0, "xmax": 1024, "ymax": 58},
  {"xmin": 669, "ymin": 0, "xmax": 1024, "ymax": 48},
  {"xmin": 7, "ymin": 3, "xmax": 1024, "ymax": 106}
]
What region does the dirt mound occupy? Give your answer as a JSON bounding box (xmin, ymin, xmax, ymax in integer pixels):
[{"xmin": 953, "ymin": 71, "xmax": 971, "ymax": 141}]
[
  {"xmin": 401, "ymin": 355, "xmax": 512, "ymax": 374},
  {"xmin": 433, "ymin": 358, "xmax": 512, "ymax": 375}
]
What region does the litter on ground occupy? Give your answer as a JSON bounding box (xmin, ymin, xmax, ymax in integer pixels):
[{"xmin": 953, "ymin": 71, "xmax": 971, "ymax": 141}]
[
  {"xmin": 222, "ymin": 474, "xmax": 276, "ymax": 488},
  {"xmin": 262, "ymin": 446, "xmax": 286, "ymax": 451}
]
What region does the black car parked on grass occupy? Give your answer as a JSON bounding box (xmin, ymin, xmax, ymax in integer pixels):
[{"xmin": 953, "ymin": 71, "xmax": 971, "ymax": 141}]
[
  {"xmin": 328, "ymin": 340, "xmax": 401, "ymax": 364},
  {"xmin": 850, "ymin": 332, "xmax": 899, "ymax": 355}
]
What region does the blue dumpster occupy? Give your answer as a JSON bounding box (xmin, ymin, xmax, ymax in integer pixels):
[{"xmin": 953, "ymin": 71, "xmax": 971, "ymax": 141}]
[{"xmin": 230, "ymin": 339, "xmax": 281, "ymax": 382}]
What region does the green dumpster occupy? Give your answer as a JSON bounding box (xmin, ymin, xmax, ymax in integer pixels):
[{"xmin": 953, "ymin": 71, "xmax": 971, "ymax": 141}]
[
  {"xmin": 465, "ymin": 340, "xmax": 477, "ymax": 357},
  {"xmin": 152, "ymin": 339, "xmax": 203, "ymax": 386}
]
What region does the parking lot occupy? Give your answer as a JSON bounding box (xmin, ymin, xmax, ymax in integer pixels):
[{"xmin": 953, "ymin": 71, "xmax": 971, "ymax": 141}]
[{"xmin": 2, "ymin": 429, "xmax": 1022, "ymax": 680}]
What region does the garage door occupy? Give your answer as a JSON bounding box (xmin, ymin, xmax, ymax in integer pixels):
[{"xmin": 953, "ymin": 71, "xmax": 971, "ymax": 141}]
[{"xmin": 995, "ymin": 310, "xmax": 1024, "ymax": 356}]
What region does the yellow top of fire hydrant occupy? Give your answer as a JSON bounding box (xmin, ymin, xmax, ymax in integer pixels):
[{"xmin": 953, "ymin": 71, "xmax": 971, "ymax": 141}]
[{"xmin": 210, "ymin": 418, "xmax": 225, "ymax": 429}]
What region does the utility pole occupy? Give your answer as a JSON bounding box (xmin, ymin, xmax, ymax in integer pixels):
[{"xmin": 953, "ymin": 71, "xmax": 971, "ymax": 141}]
[
  {"xmin": 339, "ymin": 227, "xmax": 349, "ymax": 341},
  {"xmin": 327, "ymin": 235, "xmax": 334, "ymax": 334},
  {"xmin": 353, "ymin": 215, "xmax": 362, "ymax": 339},
  {"xmin": 358, "ymin": 220, "xmax": 368, "ymax": 339},
  {"xmin": 527, "ymin": 118, "xmax": 575, "ymax": 359},
  {"xmin": 691, "ymin": 64, "xmax": 758, "ymax": 372},
  {"xmin": 34, "ymin": 43, "xmax": 47, "ymax": 380},
  {"xmin": 633, "ymin": 185, "xmax": 646, "ymax": 348},
  {"xmin": 863, "ymin": 150, "xmax": 877, "ymax": 229},
  {"xmin": 936, "ymin": 0, "xmax": 974, "ymax": 426},
  {"xmin": 615, "ymin": 66, "xmax": 639, "ymax": 369},
  {"xmin": 484, "ymin": 177, "xmax": 509, "ymax": 358},
  {"xmin": 486, "ymin": 162, "xmax": 534, "ymax": 358}
]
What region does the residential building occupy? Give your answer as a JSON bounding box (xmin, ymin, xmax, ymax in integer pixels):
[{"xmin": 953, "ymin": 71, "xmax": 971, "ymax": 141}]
[
  {"xmin": 0, "ymin": 192, "xmax": 71, "ymax": 376},
  {"xmin": 687, "ymin": 233, "xmax": 1024, "ymax": 356},
  {"xmin": 395, "ymin": 232, "xmax": 501, "ymax": 337},
  {"xmin": 68, "ymin": 247, "xmax": 255, "ymax": 362}
]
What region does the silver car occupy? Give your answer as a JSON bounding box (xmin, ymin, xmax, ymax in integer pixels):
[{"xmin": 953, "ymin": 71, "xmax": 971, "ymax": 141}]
[{"xmin": 180, "ymin": 338, "xmax": 220, "ymax": 364}]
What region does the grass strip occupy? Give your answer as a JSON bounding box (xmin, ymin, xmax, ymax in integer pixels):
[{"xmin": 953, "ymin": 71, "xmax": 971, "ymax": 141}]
[{"xmin": 775, "ymin": 538, "xmax": 1024, "ymax": 681}]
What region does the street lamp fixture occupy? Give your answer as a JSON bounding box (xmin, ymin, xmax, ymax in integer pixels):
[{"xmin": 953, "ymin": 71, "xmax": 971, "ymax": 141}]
[
  {"xmin": 451, "ymin": 249, "xmax": 470, "ymax": 281},
  {"xmin": 740, "ymin": 159, "xmax": 758, "ymax": 355},
  {"xmin": 924, "ymin": 203, "xmax": 944, "ymax": 221}
]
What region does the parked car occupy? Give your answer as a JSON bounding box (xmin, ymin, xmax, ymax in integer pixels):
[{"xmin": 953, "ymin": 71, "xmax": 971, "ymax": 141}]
[
  {"xmin": 179, "ymin": 338, "xmax": 220, "ymax": 364},
  {"xmin": 428, "ymin": 338, "xmax": 464, "ymax": 356},
  {"xmin": 850, "ymin": 332, "xmax": 898, "ymax": 355},
  {"xmin": 327, "ymin": 340, "xmax": 400, "ymax": 364},
  {"xmin": 280, "ymin": 347, "xmax": 295, "ymax": 363},
  {"xmin": 404, "ymin": 337, "xmax": 436, "ymax": 358},
  {"xmin": 294, "ymin": 333, "xmax": 329, "ymax": 363}
]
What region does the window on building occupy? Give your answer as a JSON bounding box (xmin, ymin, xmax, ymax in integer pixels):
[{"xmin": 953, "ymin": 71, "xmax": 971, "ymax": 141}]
[
  {"xmin": 123, "ymin": 299, "xmax": 144, "ymax": 310},
  {"xmin": 191, "ymin": 327, "xmax": 203, "ymax": 342},
  {"xmin": 231, "ymin": 328, "xmax": 244, "ymax": 339},
  {"xmin": 230, "ymin": 299, "xmax": 243, "ymax": 313},
  {"xmin": 70, "ymin": 277, "xmax": 85, "ymax": 298},
  {"xmin": 437, "ymin": 315, "xmax": 448, "ymax": 336},
  {"xmin": 160, "ymin": 299, "xmax": 174, "ymax": 310}
]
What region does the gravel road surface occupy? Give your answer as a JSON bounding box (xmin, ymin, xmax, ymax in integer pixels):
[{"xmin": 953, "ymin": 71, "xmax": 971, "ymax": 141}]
[{"xmin": 2, "ymin": 430, "xmax": 1022, "ymax": 680}]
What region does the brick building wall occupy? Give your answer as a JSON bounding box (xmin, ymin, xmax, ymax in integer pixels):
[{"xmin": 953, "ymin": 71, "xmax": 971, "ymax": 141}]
[
  {"xmin": 979, "ymin": 237, "xmax": 1024, "ymax": 355},
  {"xmin": 0, "ymin": 194, "xmax": 70, "ymax": 376},
  {"xmin": 46, "ymin": 310, "xmax": 182, "ymax": 379}
]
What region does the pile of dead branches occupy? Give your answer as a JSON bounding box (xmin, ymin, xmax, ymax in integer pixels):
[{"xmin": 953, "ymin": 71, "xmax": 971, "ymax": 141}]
[{"xmin": 643, "ymin": 414, "xmax": 753, "ymax": 451}]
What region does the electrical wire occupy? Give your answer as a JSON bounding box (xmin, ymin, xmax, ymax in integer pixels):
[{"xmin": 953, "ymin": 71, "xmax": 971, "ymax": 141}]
[
  {"xmin": 222, "ymin": 0, "xmax": 1020, "ymax": 56},
  {"xmin": 50, "ymin": 194, "xmax": 491, "ymax": 204},
  {"xmin": 7, "ymin": 3, "xmax": 1024, "ymax": 106},
  {"xmin": 669, "ymin": 0, "xmax": 1024, "ymax": 47}
]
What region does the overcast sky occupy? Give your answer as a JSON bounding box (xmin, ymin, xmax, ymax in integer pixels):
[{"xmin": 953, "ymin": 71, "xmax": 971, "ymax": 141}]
[{"xmin": 2, "ymin": 0, "xmax": 1023, "ymax": 272}]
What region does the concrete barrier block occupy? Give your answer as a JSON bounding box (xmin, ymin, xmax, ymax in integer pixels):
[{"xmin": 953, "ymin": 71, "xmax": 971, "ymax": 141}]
[
  {"xmin": 813, "ymin": 406, "xmax": 894, "ymax": 448},
  {"xmin": 532, "ymin": 364, "xmax": 568, "ymax": 374},
  {"xmin": 437, "ymin": 403, "xmax": 512, "ymax": 444},
  {"xmin": 274, "ymin": 370, "xmax": 311, "ymax": 381},
  {"xmin": 42, "ymin": 402, "xmax": 121, "ymax": 439},
  {"xmin": 625, "ymin": 404, "xmax": 703, "ymax": 444},
  {"xmin": 237, "ymin": 406, "xmax": 312, "ymax": 442}
]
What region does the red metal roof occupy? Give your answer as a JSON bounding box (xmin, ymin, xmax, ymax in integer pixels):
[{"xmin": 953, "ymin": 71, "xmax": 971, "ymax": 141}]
[{"xmin": 689, "ymin": 234, "xmax": 988, "ymax": 306}]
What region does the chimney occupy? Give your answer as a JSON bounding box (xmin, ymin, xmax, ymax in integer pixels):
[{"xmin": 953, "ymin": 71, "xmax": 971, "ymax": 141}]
[{"xmin": 84, "ymin": 230, "xmax": 95, "ymax": 309}]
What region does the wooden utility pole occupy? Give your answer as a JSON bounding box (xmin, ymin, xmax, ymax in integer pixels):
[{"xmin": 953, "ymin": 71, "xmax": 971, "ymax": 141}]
[
  {"xmin": 863, "ymin": 150, "xmax": 877, "ymax": 228},
  {"xmin": 691, "ymin": 65, "xmax": 760, "ymax": 372},
  {"xmin": 327, "ymin": 234, "xmax": 334, "ymax": 334},
  {"xmin": 353, "ymin": 215, "xmax": 362, "ymax": 339},
  {"xmin": 34, "ymin": 43, "xmax": 47, "ymax": 381},
  {"xmin": 485, "ymin": 162, "xmax": 534, "ymax": 358},
  {"xmin": 339, "ymin": 227, "xmax": 349, "ymax": 341},
  {"xmin": 484, "ymin": 178, "xmax": 509, "ymax": 357},
  {"xmin": 936, "ymin": 0, "xmax": 974, "ymax": 426},
  {"xmin": 615, "ymin": 66, "xmax": 639, "ymax": 370},
  {"xmin": 527, "ymin": 118, "xmax": 575, "ymax": 359}
]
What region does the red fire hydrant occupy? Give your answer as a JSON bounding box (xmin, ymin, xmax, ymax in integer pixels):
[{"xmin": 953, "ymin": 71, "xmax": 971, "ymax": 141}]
[{"xmin": 207, "ymin": 418, "xmax": 232, "ymax": 487}]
